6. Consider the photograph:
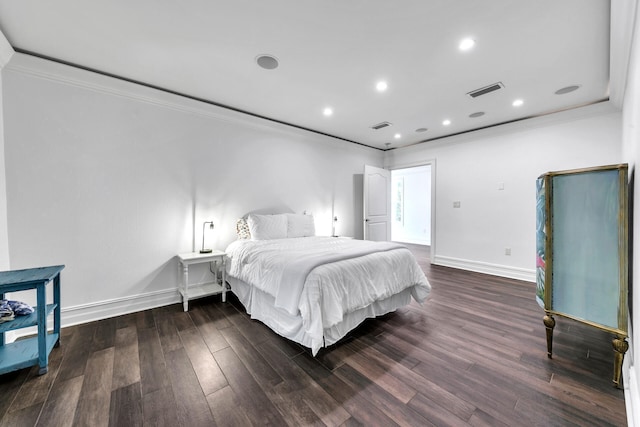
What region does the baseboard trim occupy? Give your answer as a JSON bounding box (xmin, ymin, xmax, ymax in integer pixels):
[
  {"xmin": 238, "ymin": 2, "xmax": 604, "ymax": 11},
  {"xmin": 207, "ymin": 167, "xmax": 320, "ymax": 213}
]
[
  {"xmin": 61, "ymin": 288, "xmax": 182, "ymax": 327},
  {"xmin": 7, "ymin": 288, "xmax": 182, "ymax": 342},
  {"xmin": 433, "ymin": 255, "xmax": 536, "ymax": 282},
  {"xmin": 625, "ymin": 355, "xmax": 638, "ymax": 427},
  {"xmin": 7, "ymin": 257, "xmax": 534, "ymax": 342}
]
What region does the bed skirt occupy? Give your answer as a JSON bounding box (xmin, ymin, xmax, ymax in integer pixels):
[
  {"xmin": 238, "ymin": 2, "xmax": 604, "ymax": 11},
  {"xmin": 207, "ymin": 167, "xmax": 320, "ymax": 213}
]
[{"xmin": 227, "ymin": 276, "xmax": 413, "ymax": 354}]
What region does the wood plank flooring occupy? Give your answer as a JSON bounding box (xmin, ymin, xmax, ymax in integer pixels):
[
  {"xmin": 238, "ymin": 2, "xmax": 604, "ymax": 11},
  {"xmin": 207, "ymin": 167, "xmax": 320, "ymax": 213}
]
[{"xmin": 0, "ymin": 244, "xmax": 627, "ymax": 426}]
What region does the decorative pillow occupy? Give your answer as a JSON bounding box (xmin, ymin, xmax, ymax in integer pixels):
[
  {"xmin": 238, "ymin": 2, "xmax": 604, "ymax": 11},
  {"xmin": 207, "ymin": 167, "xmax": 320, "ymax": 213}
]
[
  {"xmin": 287, "ymin": 214, "xmax": 315, "ymax": 238},
  {"xmin": 247, "ymin": 213, "xmax": 288, "ymax": 240},
  {"xmin": 236, "ymin": 218, "xmax": 251, "ymax": 239}
]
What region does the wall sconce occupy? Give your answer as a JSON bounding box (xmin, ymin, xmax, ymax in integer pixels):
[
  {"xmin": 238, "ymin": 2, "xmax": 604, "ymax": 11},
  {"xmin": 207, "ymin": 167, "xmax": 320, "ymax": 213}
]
[
  {"xmin": 332, "ymin": 216, "xmax": 338, "ymax": 237},
  {"xmin": 200, "ymin": 221, "xmax": 214, "ymax": 253}
]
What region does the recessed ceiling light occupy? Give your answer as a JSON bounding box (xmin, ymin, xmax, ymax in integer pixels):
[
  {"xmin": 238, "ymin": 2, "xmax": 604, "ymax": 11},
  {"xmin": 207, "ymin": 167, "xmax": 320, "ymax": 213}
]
[
  {"xmin": 394, "ymin": 133, "xmax": 401, "ymax": 139},
  {"xmin": 459, "ymin": 38, "xmax": 476, "ymax": 51},
  {"xmin": 256, "ymin": 54, "xmax": 279, "ymax": 70},
  {"xmin": 323, "ymin": 107, "xmax": 333, "ymax": 116},
  {"xmin": 376, "ymin": 81, "xmax": 388, "ymax": 92},
  {"xmin": 469, "ymin": 112, "xmax": 485, "ymax": 118},
  {"xmin": 512, "ymin": 99, "xmax": 524, "ymax": 107},
  {"xmin": 555, "ymin": 85, "xmax": 581, "ymax": 95},
  {"xmin": 442, "ymin": 119, "xmax": 451, "ymax": 126},
  {"xmin": 415, "ymin": 127, "xmax": 428, "ymax": 133}
]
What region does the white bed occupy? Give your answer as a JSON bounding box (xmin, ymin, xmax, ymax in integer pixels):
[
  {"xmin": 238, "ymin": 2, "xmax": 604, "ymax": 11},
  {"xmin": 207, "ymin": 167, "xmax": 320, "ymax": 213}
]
[{"xmin": 225, "ymin": 213, "xmax": 431, "ymax": 355}]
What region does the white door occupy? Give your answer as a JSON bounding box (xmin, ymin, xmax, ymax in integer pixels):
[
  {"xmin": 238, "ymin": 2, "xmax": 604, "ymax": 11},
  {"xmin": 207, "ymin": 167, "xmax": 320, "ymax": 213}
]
[{"xmin": 363, "ymin": 165, "xmax": 391, "ymax": 241}]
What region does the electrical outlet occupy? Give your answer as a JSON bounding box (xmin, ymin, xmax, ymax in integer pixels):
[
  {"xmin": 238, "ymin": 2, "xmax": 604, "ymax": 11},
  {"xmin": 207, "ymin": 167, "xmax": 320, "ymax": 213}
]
[
  {"xmin": 453, "ymin": 201, "xmax": 461, "ymax": 208},
  {"xmin": 505, "ymin": 248, "xmax": 511, "ymax": 256}
]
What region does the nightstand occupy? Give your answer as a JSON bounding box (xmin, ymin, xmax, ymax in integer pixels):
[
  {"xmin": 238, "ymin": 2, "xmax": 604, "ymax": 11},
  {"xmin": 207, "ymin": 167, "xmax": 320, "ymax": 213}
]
[{"xmin": 177, "ymin": 251, "xmax": 226, "ymax": 311}]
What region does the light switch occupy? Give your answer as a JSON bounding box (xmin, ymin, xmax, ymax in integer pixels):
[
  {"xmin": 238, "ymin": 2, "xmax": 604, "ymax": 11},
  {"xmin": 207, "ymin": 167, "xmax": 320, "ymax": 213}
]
[{"xmin": 453, "ymin": 201, "xmax": 461, "ymax": 208}]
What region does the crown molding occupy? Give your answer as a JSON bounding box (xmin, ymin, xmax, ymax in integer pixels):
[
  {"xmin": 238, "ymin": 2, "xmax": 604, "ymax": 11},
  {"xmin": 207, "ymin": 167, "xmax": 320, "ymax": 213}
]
[
  {"xmin": 0, "ymin": 30, "xmax": 14, "ymax": 69},
  {"xmin": 610, "ymin": 0, "xmax": 639, "ymax": 109},
  {"xmin": 5, "ymin": 51, "xmax": 379, "ymax": 154}
]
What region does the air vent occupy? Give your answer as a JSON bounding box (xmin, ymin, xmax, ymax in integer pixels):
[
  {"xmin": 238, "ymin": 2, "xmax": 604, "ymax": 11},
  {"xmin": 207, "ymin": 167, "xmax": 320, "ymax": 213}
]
[
  {"xmin": 467, "ymin": 82, "xmax": 504, "ymax": 98},
  {"xmin": 371, "ymin": 121, "xmax": 392, "ymax": 130}
]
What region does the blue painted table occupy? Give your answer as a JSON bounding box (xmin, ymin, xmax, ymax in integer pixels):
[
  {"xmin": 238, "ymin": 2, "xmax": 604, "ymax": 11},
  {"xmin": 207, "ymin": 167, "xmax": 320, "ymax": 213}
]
[{"xmin": 0, "ymin": 265, "xmax": 64, "ymax": 375}]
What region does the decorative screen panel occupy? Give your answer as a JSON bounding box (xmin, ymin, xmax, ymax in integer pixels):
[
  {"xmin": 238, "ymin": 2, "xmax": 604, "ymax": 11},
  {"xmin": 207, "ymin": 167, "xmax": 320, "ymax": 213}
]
[
  {"xmin": 551, "ymin": 169, "xmax": 621, "ymax": 329},
  {"xmin": 536, "ymin": 163, "xmax": 628, "ymax": 335}
]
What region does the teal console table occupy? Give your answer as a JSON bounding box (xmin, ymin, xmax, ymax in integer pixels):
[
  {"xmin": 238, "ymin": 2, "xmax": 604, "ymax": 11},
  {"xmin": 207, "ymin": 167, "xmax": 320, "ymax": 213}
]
[{"xmin": 0, "ymin": 265, "xmax": 64, "ymax": 375}]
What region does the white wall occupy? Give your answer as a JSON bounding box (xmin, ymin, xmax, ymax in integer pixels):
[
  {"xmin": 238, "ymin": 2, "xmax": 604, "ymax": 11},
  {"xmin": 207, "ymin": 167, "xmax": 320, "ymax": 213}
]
[
  {"xmin": 0, "ymin": 31, "xmax": 14, "ymax": 270},
  {"xmin": 0, "ymin": 73, "xmax": 9, "ymax": 272},
  {"xmin": 385, "ymin": 102, "xmax": 622, "ymax": 281},
  {"xmin": 620, "ymin": 0, "xmax": 640, "ymax": 423},
  {"xmin": 1, "ymin": 53, "xmax": 382, "ymax": 325}
]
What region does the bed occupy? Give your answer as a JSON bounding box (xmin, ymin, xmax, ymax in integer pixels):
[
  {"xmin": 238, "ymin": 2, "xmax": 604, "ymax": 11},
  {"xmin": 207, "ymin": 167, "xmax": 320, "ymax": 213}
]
[{"xmin": 225, "ymin": 213, "xmax": 431, "ymax": 355}]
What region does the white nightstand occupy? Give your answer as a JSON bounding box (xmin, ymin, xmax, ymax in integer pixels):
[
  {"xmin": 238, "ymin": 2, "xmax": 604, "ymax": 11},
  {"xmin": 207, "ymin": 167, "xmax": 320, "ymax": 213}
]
[{"xmin": 177, "ymin": 250, "xmax": 226, "ymax": 311}]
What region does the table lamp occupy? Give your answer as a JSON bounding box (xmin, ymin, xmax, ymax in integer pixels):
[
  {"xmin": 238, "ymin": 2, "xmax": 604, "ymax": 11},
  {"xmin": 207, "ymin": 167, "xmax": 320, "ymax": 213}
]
[{"xmin": 200, "ymin": 221, "xmax": 214, "ymax": 253}]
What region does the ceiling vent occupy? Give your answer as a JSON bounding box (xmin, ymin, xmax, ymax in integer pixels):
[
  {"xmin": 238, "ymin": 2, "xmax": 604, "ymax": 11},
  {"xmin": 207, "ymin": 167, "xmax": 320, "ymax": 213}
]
[
  {"xmin": 371, "ymin": 121, "xmax": 392, "ymax": 130},
  {"xmin": 467, "ymin": 82, "xmax": 504, "ymax": 98}
]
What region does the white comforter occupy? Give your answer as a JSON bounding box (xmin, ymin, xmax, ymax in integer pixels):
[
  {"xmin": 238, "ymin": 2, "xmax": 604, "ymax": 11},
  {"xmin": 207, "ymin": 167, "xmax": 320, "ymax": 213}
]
[{"xmin": 225, "ymin": 237, "xmax": 431, "ymax": 351}]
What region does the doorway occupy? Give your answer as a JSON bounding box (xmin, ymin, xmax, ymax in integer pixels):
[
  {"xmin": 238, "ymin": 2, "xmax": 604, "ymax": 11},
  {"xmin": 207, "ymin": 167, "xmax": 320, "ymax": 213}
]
[{"xmin": 391, "ymin": 165, "xmax": 431, "ymax": 246}]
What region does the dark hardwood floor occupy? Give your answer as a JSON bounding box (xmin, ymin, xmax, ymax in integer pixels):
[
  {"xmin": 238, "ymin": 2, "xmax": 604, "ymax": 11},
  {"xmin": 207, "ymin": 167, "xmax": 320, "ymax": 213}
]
[{"xmin": 0, "ymin": 244, "xmax": 627, "ymax": 426}]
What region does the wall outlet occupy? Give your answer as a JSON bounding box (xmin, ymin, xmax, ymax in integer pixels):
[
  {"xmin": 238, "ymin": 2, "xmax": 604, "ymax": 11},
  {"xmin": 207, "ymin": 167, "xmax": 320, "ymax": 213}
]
[
  {"xmin": 453, "ymin": 201, "xmax": 461, "ymax": 208},
  {"xmin": 505, "ymin": 248, "xmax": 511, "ymax": 256}
]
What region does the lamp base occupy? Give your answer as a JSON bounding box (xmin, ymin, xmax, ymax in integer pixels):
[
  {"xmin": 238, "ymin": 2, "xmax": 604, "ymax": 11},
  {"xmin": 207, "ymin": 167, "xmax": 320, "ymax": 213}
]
[{"xmin": 199, "ymin": 249, "xmax": 213, "ymax": 254}]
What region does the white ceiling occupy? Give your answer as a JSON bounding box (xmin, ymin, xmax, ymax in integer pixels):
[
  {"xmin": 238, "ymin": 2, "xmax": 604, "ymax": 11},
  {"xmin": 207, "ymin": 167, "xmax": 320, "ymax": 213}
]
[{"xmin": 0, "ymin": 0, "xmax": 612, "ymax": 150}]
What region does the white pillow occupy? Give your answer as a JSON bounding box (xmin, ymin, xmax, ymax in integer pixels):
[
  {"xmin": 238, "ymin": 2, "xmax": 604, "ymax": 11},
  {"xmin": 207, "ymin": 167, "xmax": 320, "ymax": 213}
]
[
  {"xmin": 287, "ymin": 214, "xmax": 315, "ymax": 238},
  {"xmin": 247, "ymin": 214, "xmax": 288, "ymax": 240}
]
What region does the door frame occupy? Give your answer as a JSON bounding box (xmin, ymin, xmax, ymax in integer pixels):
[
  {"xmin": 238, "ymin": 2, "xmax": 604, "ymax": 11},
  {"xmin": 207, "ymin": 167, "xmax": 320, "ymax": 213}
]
[{"xmin": 388, "ymin": 159, "xmax": 436, "ymax": 262}]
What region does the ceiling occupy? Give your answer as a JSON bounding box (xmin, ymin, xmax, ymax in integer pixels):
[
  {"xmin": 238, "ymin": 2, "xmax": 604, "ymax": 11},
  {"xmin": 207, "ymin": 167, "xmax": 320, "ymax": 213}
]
[{"xmin": 0, "ymin": 1, "xmax": 611, "ymax": 150}]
